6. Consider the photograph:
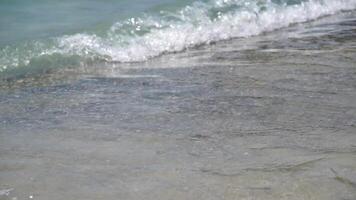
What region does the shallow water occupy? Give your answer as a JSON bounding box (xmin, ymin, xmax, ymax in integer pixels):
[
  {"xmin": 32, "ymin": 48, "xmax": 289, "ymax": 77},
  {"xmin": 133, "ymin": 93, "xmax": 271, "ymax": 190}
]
[{"xmin": 1, "ymin": 8, "xmax": 356, "ymax": 200}]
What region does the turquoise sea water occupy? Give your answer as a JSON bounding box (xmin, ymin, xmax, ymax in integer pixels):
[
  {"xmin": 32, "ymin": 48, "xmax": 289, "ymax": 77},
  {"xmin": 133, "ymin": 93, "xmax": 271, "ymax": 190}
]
[
  {"xmin": 1, "ymin": 0, "xmax": 356, "ymax": 78},
  {"xmin": 0, "ymin": 0, "xmax": 195, "ymax": 45}
]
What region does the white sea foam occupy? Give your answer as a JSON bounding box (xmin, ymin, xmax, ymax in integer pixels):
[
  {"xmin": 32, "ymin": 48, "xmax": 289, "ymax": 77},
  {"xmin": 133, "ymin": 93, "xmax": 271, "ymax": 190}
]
[
  {"xmin": 1, "ymin": 0, "xmax": 356, "ymax": 71},
  {"xmin": 55, "ymin": 0, "xmax": 356, "ymax": 62}
]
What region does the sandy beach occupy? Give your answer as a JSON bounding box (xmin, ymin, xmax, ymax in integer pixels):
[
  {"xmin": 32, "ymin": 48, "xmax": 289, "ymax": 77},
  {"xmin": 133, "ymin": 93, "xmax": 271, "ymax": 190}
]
[{"xmin": 1, "ymin": 6, "xmax": 356, "ymax": 200}]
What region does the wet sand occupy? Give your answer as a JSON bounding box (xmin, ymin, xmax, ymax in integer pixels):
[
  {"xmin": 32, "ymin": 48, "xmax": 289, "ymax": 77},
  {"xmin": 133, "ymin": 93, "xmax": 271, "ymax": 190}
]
[{"xmin": 1, "ymin": 11, "xmax": 356, "ymax": 200}]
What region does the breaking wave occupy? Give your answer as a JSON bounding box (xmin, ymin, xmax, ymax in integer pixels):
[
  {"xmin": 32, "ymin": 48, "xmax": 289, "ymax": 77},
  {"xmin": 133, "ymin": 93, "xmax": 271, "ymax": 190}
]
[{"xmin": 1, "ymin": 0, "xmax": 356, "ymax": 73}]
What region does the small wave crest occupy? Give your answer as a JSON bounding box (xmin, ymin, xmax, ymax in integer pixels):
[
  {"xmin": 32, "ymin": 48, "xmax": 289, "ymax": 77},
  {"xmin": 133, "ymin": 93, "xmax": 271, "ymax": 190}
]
[{"xmin": 1, "ymin": 0, "xmax": 356, "ymax": 73}]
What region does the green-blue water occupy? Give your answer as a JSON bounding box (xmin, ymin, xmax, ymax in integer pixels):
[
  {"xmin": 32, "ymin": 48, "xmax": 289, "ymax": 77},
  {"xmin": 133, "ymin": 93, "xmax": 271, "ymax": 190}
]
[
  {"xmin": 1, "ymin": 0, "xmax": 356, "ymax": 78},
  {"xmin": 0, "ymin": 0, "xmax": 193, "ymax": 45}
]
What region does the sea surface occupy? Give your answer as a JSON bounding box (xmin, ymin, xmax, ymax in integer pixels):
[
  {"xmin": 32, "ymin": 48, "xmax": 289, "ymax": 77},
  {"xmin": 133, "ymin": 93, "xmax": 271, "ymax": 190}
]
[
  {"xmin": 1, "ymin": 0, "xmax": 356, "ymax": 79},
  {"xmin": 1, "ymin": 0, "xmax": 356, "ymax": 200}
]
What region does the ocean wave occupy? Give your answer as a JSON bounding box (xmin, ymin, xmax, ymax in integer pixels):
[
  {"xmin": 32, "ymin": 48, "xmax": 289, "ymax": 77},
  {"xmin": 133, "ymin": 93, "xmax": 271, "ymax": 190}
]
[{"xmin": 1, "ymin": 0, "xmax": 356, "ymax": 72}]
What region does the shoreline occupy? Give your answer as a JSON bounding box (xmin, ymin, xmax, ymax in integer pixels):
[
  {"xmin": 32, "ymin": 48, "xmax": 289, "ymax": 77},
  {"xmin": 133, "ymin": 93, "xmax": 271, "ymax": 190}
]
[{"xmin": 1, "ymin": 10, "xmax": 356, "ymax": 200}]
